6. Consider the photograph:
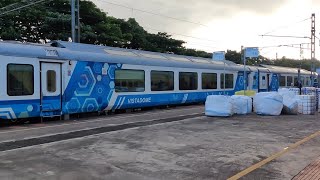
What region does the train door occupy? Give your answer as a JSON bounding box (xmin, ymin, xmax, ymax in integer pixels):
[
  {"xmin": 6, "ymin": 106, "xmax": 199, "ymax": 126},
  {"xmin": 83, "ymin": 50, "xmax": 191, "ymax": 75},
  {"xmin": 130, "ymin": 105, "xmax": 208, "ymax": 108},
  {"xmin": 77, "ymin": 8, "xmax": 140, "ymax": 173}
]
[
  {"xmin": 259, "ymin": 73, "xmax": 268, "ymax": 92},
  {"xmin": 40, "ymin": 62, "xmax": 62, "ymax": 118},
  {"xmin": 250, "ymin": 72, "xmax": 259, "ymax": 92}
]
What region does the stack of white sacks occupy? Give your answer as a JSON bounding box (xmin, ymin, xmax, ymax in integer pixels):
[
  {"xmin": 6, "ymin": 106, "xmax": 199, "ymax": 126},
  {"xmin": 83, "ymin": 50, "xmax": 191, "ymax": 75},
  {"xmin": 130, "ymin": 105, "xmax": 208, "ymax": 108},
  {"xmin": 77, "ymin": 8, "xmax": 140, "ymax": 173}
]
[
  {"xmin": 288, "ymin": 88, "xmax": 300, "ymax": 95},
  {"xmin": 205, "ymin": 95, "xmax": 233, "ymax": 117},
  {"xmin": 205, "ymin": 88, "xmax": 319, "ymax": 117},
  {"xmin": 278, "ymin": 88, "xmax": 299, "ymax": 115},
  {"xmin": 231, "ymin": 95, "xmax": 253, "ymax": 115},
  {"xmin": 296, "ymin": 95, "xmax": 316, "ymax": 114},
  {"xmin": 205, "ymin": 95, "xmax": 252, "ymax": 117},
  {"xmin": 253, "ymin": 92, "xmax": 283, "ymax": 116},
  {"xmin": 301, "ymin": 87, "xmax": 317, "ymax": 114}
]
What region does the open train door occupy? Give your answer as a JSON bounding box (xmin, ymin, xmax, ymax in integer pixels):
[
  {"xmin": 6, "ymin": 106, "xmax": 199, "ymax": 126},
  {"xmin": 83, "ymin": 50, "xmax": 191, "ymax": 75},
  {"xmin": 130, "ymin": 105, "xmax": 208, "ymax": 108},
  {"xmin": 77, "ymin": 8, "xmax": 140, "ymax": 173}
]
[{"xmin": 40, "ymin": 62, "xmax": 62, "ymax": 120}]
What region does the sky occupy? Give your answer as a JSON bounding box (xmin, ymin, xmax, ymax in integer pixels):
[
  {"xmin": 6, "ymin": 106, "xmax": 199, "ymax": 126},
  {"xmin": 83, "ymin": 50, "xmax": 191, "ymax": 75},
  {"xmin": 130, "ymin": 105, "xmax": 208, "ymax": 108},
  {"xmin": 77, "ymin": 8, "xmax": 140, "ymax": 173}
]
[{"xmin": 90, "ymin": 0, "xmax": 320, "ymax": 60}]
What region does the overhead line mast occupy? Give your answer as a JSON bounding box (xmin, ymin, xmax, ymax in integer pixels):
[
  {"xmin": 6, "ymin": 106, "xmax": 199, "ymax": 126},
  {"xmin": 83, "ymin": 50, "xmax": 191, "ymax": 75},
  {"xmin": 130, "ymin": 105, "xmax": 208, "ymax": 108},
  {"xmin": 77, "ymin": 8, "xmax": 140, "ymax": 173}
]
[
  {"xmin": 0, "ymin": 0, "xmax": 46, "ymax": 16},
  {"xmin": 311, "ymin": 13, "xmax": 316, "ymax": 85},
  {"xmin": 71, "ymin": 0, "xmax": 80, "ymax": 43}
]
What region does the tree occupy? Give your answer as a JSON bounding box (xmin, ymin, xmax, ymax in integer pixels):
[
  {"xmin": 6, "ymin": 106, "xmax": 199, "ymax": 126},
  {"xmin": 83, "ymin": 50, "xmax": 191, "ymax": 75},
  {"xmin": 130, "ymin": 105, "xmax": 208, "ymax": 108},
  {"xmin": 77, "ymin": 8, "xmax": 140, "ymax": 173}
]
[
  {"xmin": 0, "ymin": 0, "xmax": 213, "ymax": 58},
  {"xmin": 1, "ymin": 0, "xmax": 318, "ymax": 71},
  {"xmin": 225, "ymin": 50, "xmax": 241, "ymax": 64}
]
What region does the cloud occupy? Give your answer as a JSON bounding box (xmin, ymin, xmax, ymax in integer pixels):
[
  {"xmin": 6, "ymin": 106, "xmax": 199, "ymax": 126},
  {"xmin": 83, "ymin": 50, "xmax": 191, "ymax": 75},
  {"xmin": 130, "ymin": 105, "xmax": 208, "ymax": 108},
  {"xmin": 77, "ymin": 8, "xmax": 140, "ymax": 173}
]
[
  {"xmin": 91, "ymin": 0, "xmax": 288, "ymax": 39},
  {"xmin": 90, "ymin": 0, "xmax": 292, "ymax": 54},
  {"xmin": 92, "ymin": 0, "xmax": 288, "ymax": 22}
]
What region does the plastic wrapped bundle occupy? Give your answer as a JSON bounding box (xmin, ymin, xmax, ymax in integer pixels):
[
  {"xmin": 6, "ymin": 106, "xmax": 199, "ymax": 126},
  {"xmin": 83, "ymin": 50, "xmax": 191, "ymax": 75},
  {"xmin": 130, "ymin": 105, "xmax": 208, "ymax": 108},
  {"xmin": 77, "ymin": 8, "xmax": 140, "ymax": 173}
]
[
  {"xmin": 302, "ymin": 87, "xmax": 316, "ymax": 95},
  {"xmin": 253, "ymin": 92, "xmax": 283, "ymax": 116},
  {"xmin": 317, "ymin": 88, "xmax": 320, "ymax": 112},
  {"xmin": 297, "ymin": 95, "xmax": 316, "ymax": 115},
  {"xmin": 231, "ymin": 95, "xmax": 252, "ymax": 114},
  {"xmin": 205, "ymin": 95, "xmax": 233, "ymax": 117},
  {"xmin": 278, "ymin": 88, "xmax": 299, "ymax": 115},
  {"xmin": 288, "ymin": 88, "xmax": 300, "ymax": 95}
]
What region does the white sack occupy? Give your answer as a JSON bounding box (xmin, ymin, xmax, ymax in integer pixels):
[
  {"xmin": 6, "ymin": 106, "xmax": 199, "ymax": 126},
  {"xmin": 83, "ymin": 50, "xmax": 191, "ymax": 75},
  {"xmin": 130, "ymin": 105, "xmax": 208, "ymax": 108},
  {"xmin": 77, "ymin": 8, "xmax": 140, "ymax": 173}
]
[
  {"xmin": 205, "ymin": 95, "xmax": 233, "ymax": 117},
  {"xmin": 231, "ymin": 95, "xmax": 252, "ymax": 114},
  {"xmin": 253, "ymin": 92, "xmax": 283, "ymax": 116},
  {"xmin": 278, "ymin": 88, "xmax": 298, "ymax": 115}
]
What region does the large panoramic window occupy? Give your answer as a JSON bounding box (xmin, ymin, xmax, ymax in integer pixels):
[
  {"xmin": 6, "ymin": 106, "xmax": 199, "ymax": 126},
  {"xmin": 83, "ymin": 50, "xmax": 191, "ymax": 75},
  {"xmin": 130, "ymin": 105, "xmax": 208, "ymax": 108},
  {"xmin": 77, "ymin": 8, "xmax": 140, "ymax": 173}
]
[
  {"xmin": 115, "ymin": 69, "xmax": 145, "ymax": 92},
  {"xmin": 301, "ymin": 76, "xmax": 306, "ymax": 86},
  {"xmin": 280, "ymin": 76, "xmax": 286, "ymax": 86},
  {"xmin": 151, "ymin": 71, "xmax": 174, "ymax": 91},
  {"xmin": 287, "ymin": 76, "xmax": 293, "ymax": 86},
  {"xmin": 220, "ymin": 74, "xmax": 234, "ymax": 89},
  {"xmin": 202, "ymin": 73, "xmax": 217, "ymax": 89},
  {"xmin": 294, "ymin": 76, "xmax": 298, "ymax": 86},
  {"xmin": 7, "ymin": 64, "xmax": 34, "ymax": 96},
  {"xmin": 179, "ymin": 72, "xmax": 198, "ymax": 90}
]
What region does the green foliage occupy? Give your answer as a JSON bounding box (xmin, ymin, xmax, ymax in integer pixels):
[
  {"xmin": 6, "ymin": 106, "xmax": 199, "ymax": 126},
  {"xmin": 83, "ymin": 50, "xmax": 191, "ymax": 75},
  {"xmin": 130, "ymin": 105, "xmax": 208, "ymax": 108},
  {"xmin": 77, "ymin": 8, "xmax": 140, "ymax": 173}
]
[
  {"xmin": 266, "ymin": 58, "xmax": 320, "ymax": 71},
  {"xmin": 0, "ymin": 0, "xmax": 319, "ymax": 71},
  {"xmin": 0, "ymin": 0, "xmax": 208, "ymax": 58}
]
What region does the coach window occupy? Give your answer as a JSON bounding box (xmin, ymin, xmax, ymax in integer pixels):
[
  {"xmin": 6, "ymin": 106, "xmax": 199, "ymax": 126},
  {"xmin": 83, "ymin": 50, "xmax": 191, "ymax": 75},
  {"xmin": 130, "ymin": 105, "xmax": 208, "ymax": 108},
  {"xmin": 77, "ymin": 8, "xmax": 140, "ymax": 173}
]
[
  {"xmin": 151, "ymin": 71, "xmax": 174, "ymax": 91},
  {"xmin": 300, "ymin": 76, "xmax": 306, "ymax": 86},
  {"xmin": 287, "ymin": 76, "xmax": 293, "ymax": 86},
  {"xmin": 301, "ymin": 76, "xmax": 306, "ymax": 86},
  {"xmin": 279, "ymin": 76, "xmax": 286, "ymax": 86},
  {"xmin": 179, "ymin": 72, "xmax": 198, "ymax": 90},
  {"xmin": 47, "ymin": 70, "xmax": 56, "ymax": 92},
  {"xmin": 293, "ymin": 76, "xmax": 298, "ymax": 85},
  {"xmin": 115, "ymin": 69, "xmax": 145, "ymax": 92},
  {"xmin": 305, "ymin": 77, "xmax": 310, "ymax": 86},
  {"xmin": 220, "ymin": 73, "xmax": 234, "ymax": 89},
  {"xmin": 202, "ymin": 73, "xmax": 217, "ymax": 89},
  {"xmin": 7, "ymin": 64, "xmax": 34, "ymax": 96}
]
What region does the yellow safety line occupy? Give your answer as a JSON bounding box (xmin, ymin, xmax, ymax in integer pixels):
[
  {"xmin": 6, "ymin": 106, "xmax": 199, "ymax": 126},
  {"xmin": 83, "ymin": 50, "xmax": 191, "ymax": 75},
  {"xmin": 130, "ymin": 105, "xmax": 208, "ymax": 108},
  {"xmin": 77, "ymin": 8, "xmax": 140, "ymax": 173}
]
[{"xmin": 228, "ymin": 130, "xmax": 320, "ymax": 180}]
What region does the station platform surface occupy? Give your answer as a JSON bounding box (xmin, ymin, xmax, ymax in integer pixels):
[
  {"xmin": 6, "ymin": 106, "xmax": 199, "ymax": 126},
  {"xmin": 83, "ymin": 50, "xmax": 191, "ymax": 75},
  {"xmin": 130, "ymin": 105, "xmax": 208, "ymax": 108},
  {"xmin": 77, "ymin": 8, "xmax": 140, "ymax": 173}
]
[
  {"xmin": 0, "ymin": 105, "xmax": 204, "ymax": 144},
  {"xmin": 0, "ymin": 106, "xmax": 319, "ymax": 180}
]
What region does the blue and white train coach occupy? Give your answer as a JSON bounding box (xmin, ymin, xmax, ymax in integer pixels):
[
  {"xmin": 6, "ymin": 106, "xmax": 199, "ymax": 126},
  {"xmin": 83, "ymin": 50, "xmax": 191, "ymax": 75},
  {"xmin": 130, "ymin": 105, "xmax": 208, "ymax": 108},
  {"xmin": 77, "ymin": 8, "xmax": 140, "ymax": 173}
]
[{"xmin": 0, "ymin": 41, "xmax": 315, "ymax": 121}]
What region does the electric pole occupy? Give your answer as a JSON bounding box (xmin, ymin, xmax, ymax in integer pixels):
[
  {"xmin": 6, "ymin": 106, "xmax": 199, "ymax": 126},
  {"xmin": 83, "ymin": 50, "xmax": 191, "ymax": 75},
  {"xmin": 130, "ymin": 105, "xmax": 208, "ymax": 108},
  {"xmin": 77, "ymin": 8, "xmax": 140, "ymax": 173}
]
[
  {"xmin": 311, "ymin": 13, "xmax": 315, "ymax": 86},
  {"xmin": 71, "ymin": 0, "xmax": 80, "ymax": 43}
]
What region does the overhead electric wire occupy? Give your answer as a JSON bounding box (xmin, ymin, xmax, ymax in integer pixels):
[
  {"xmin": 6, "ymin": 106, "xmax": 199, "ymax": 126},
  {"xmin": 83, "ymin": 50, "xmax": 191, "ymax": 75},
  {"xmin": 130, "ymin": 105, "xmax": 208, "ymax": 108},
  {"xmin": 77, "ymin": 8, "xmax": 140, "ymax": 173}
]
[
  {"xmin": 260, "ymin": 34, "xmax": 310, "ymax": 39},
  {"xmin": 0, "ymin": 0, "xmax": 48, "ymax": 16},
  {"xmin": 145, "ymin": 27, "xmax": 218, "ymax": 43},
  {"xmin": 95, "ymin": 0, "xmax": 220, "ymax": 52},
  {"xmin": 262, "ymin": 17, "xmax": 311, "ymax": 36},
  {"xmin": 95, "ymin": 0, "xmax": 210, "ymax": 28},
  {"xmin": 259, "ymin": 43, "xmax": 311, "ymax": 49}
]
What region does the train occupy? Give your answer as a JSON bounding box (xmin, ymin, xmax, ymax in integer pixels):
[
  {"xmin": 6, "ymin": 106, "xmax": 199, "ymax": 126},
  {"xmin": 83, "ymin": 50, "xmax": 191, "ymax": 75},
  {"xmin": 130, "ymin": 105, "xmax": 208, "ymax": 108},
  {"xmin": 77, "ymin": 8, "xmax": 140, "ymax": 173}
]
[{"xmin": 0, "ymin": 41, "xmax": 317, "ymax": 121}]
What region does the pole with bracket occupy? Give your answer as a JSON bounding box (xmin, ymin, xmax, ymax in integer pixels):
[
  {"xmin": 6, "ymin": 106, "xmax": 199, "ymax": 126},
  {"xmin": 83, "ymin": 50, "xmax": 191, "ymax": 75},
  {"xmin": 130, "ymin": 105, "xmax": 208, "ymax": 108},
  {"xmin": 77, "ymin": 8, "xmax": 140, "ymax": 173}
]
[{"xmin": 71, "ymin": 0, "xmax": 80, "ymax": 43}]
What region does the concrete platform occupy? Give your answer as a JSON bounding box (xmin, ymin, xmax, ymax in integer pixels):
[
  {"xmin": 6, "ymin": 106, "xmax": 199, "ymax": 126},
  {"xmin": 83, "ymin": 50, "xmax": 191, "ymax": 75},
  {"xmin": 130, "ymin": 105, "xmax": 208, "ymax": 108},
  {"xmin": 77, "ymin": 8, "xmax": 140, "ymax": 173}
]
[
  {"xmin": 0, "ymin": 106, "xmax": 319, "ymax": 180},
  {"xmin": 0, "ymin": 105, "xmax": 204, "ymax": 143}
]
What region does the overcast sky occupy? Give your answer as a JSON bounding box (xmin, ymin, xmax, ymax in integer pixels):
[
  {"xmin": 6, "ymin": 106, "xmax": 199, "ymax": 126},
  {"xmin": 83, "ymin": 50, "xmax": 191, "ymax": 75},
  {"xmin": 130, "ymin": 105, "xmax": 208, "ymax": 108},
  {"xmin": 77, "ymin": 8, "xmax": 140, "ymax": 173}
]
[{"xmin": 91, "ymin": 0, "xmax": 320, "ymax": 60}]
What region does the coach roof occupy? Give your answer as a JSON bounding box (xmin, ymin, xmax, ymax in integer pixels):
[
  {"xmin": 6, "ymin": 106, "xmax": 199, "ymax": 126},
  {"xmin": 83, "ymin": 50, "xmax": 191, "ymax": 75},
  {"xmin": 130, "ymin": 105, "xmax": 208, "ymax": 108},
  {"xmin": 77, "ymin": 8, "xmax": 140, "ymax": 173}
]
[{"xmin": 0, "ymin": 41, "xmax": 246, "ymax": 71}]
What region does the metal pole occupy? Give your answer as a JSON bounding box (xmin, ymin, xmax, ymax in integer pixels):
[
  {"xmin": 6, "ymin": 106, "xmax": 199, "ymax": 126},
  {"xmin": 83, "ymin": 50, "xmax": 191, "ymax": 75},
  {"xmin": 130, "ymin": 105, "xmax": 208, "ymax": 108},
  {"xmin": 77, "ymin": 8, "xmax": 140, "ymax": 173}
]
[
  {"xmin": 71, "ymin": 0, "xmax": 75, "ymax": 42},
  {"xmin": 71, "ymin": 0, "xmax": 80, "ymax": 43},
  {"xmin": 311, "ymin": 13, "xmax": 315, "ymax": 86},
  {"xmin": 76, "ymin": 0, "xmax": 80, "ymax": 42},
  {"xmin": 299, "ymin": 44, "xmax": 302, "ymax": 94}
]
